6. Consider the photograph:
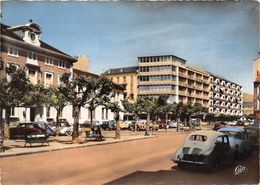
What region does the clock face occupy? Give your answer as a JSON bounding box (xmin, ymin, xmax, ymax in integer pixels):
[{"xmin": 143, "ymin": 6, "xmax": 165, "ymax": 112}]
[{"xmin": 30, "ymin": 32, "xmax": 36, "ymax": 42}]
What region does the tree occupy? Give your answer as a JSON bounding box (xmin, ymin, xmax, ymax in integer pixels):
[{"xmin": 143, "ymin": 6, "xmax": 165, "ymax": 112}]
[
  {"xmin": 60, "ymin": 74, "xmax": 113, "ymax": 144},
  {"xmin": 86, "ymin": 77, "xmax": 114, "ymax": 127},
  {"xmin": 175, "ymin": 102, "xmax": 185, "ymax": 132},
  {"xmin": 47, "ymin": 85, "xmax": 69, "ymax": 136},
  {"xmin": 106, "ymin": 101, "xmax": 122, "ymax": 139},
  {"xmin": 122, "ymin": 99, "xmax": 142, "ymax": 132},
  {"xmin": 0, "ymin": 64, "xmax": 30, "ymax": 139},
  {"xmin": 138, "ymin": 97, "xmax": 156, "ymax": 136},
  {"xmin": 24, "ymin": 83, "xmax": 50, "ymax": 121},
  {"xmin": 154, "ymin": 95, "xmax": 170, "ymax": 127}
]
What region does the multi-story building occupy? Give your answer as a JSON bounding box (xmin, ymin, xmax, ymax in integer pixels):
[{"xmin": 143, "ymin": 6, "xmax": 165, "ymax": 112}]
[
  {"xmin": 0, "ymin": 21, "xmax": 76, "ymax": 122},
  {"xmin": 102, "ymin": 66, "xmax": 138, "ymax": 101},
  {"xmin": 254, "ymin": 57, "xmax": 260, "ymax": 120},
  {"xmin": 209, "ymin": 73, "xmax": 243, "ymax": 116},
  {"xmin": 73, "ymin": 55, "xmax": 89, "ymax": 73},
  {"xmin": 242, "ymin": 93, "xmax": 254, "ymax": 116},
  {"xmin": 137, "ymin": 55, "xmax": 210, "ymax": 107}
]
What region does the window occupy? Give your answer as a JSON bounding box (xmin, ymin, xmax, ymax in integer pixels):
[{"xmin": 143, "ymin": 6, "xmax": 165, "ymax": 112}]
[
  {"xmin": 27, "ymin": 52, "xmax": 38, "ymax": 61},
  {"xmin": 45, "ymin": 57, "xmax": 54, "ymax": 65},
  {"xmin": 8, "ymin": 47, "xmax": 19, "ymax": 57},
  {"xmin": 102, "ymin": 108, "xmax": 105, "ymax": 119},
  {"xmin": 189, "ymin": 135, "xmax": 207, "ymax": 142},
  {"xmin": 58, "ymin": 61, "xmax": 66, "ymax": 68},
  {"xmin": 45, "ymin": 72, "xmax": 53, "ymax": 86},
  {"xmin": 123, "ymin": 76, "xmax": 126, "ymax": 83},
  {"xmin": 46, "ymin": 107, "xmax": 50, "ymax": 117},
  {"xmin": 117, "ymin": 77, "xmax": 119, "ymax": 84},
  {"xmin": 11, "ymin": 107, "xmax": 15, "ymax": 116}
]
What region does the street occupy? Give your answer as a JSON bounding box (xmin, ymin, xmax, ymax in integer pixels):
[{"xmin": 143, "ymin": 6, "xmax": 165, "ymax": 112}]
[{"xmin": 1, "ymin": 131, "xmax": 259, "ymax": 185}]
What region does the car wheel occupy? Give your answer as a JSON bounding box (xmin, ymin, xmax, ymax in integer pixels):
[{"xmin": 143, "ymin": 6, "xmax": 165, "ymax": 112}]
[{"xmin": 65, "ymin": 130, "xmax": 72, "ymax": 136}]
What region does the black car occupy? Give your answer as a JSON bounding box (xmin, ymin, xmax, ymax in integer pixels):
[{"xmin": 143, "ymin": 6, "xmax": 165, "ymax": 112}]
[{"xmin": 101, "ymin": 120, "xmax": 116, "ymax": 130}]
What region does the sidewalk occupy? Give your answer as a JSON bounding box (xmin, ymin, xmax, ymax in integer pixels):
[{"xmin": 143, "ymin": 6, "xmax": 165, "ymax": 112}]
[{"xmin": 0, "ymin": 130, "xmax": 160, "ymax": 158}]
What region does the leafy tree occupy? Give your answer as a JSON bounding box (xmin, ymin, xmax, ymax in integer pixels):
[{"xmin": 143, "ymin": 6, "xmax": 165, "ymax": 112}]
[
  {"xmin": 86, "ymin": 77, "xmax": 114, "ymax": 126},
  {"xmin": 174, "ymin": 102, "xmax": 185, "ymax": 132},
  {"xmin": 106, "ymin": 101, "xmax": 122, "ymax": 139},
  {"xmin": 46, "ymin": 85, "xmax": 69, "ymax": 135},
  {"xmin": 154, "ymin": 95, "xmax": 170, "ymax": 125},
  {"xmin": 24, "ymin": 83, "xmax": 50, "ymax": 121},
  {"xmin": 122, "ymin": 99, "xmax": 142, "ymax": 132},
  {"xmin": 60, "ymin": 74, "xmax": 114, "ymax": 144},
  {"xmin": 138, "ymin": 97, "xmax": 156, "ymax": 136},
  {"xmin": 0, "ymin": 64, "xmax": 30, "ymax": 139}
]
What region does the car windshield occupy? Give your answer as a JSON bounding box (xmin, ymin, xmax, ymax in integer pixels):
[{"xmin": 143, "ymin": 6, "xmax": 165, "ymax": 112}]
[
  {"xmin": 220, "ymin": 131, "xmax": 242, "ymax": 139},
  {"xmin": 189, "ymin": 135, "xmax": 207, "ymax": 142}
]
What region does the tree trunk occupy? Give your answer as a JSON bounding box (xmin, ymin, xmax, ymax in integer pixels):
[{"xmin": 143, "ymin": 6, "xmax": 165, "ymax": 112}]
[
  {"xmin": 176, "ymin": 116, "xmax": 180, "ymax": 132},
  {"xmin": 165, "ymin": 113, "xmax": 168, "ymax": 133},
  {"xmin": 145, "ymin": 113, "xmax": 150, "ymax": 136},
  {"xmin": 72, "ymin": 105, "xmax": 80, "ymax": 144},
  {"xmin": 90, "ymin": 109, "xmax": 93, "ymax": 127},
  {"xmin": 4, "ymin": 106, "xmax": 11, "ymax": 139},
  {"xmin": 0, "ymin": 107, "xmax": 4, "ymax": 152},
  {"xmin": 189, "ymin": 115, "xmax": 192, "ymax": 132},
  {"xmin": 55, "ymin": 108, "xmax": 61, "ymax": 136},
  {"xmin": 115, "ymin": 111, "xmax": 120, "ymax": 139},
  {"xmin": 134, "ymin": 113, "xmax": 138, "ymax": 132}
]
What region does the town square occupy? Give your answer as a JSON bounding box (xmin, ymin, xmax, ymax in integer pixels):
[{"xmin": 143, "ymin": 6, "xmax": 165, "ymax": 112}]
[{"xmin": 0, "ymin": 1, "xmax": 259, "ymax": 185}]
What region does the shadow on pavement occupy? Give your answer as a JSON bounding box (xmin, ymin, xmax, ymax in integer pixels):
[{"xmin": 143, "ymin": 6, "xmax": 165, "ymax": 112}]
[{"xmin": 106, "ymin": 150, "xmax": 259, "ymax": 185}]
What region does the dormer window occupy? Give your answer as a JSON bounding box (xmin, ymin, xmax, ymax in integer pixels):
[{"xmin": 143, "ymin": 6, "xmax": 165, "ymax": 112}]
[{"xmin": 8, "ymin": 47, "xmax": 19, "ymax": 57}]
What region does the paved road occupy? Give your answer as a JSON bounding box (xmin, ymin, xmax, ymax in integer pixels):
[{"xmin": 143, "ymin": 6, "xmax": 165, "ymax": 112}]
[{"xmin": 1, "ymin": 132, "xmax": 259, "ymax": 185}]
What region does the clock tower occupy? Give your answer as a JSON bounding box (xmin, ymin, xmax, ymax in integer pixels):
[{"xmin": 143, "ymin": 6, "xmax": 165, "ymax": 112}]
[{"xmin": 7, "ymin": 20, "xmax": 42, "ymax": 47}]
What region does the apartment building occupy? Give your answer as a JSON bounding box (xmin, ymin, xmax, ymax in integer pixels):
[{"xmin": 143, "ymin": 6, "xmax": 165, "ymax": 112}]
[
  {"xmin": 243, "ymin": 93, "xmax": 254, "ymax": 116},
  {"xmin": 209, "ymin": 73, "xmax": 243, "ymax": 116},
  {"xmin": 254, "ymin": 57, "xmax": 260, "ymax": 120},
  {"xmin": 0, "ymin": 21, "xmax": 76, "ymax": 122},
  {"xmin": 103, "ymin": 66, "xmax": 138, "ymax": 101},
  {"xmin": 137, "ymin": 55, "xmax": 210, "ymax": 107}
]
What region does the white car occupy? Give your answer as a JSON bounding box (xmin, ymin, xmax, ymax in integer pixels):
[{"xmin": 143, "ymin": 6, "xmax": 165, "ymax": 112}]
[
  {"xmin": 218, "ymin": 127, "xmax": 252, "ymax": 157},
  {"xmin": 171, "ymin": 130, "xmax": 234, "ymax": 171},
  {"xmin": 51, "ymin": 121, "xmax": 81, "ymax": 136}
]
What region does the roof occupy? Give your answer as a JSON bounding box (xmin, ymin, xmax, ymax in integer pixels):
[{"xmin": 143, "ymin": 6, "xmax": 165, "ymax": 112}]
[
  {"xmin": 188, "ymin": 130, "xmax": 224, "ymax": 138},
  {"xmin": 218, "ymin": 127, "xmax": 244, "ymax": 133},
  {"xmin": 73, "ymin": 68, "xmax": 125, "ymax": 91},
  {"xmin": 103, "ymin": 66, "xmax": 138, "ymax": 75},
  {"xmin": 208, "ymin": 71, "xmax": 242, "ymax": 87},
  {"xmin": 1, "ymin": 23, "xmax": 75, "ymax": 60},
  {"xmin": 137, "ymin": 54, "xmax": 186, "ymax": 63}
]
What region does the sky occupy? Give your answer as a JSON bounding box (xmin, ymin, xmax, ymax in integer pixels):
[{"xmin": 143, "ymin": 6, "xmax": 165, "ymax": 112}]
[{"xmin": 1, "ymin": 1, "xmax": 259, "ymax": 94}]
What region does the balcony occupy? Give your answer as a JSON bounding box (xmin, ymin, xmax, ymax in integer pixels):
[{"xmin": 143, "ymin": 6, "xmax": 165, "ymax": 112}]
[
  {"xmin": 26, "ymin": 58, "xmax": 39, "ymax": 66},
  {"xmin": 138, "ymin": 89, "xmax": 176, "ymax": 95}
]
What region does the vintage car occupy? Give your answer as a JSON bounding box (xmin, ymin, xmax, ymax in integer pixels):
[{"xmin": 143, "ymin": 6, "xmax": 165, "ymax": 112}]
[
  {"xmin": 171, "ymin": 130, "xmax": 234, "ymax": 171},
  {"xmin": 10, "ymin": 122, "xmax": 47, "ymax": 139},
  {"xmin": 218, "ymin": 127, "xmax": 252, "ymax": 157}
]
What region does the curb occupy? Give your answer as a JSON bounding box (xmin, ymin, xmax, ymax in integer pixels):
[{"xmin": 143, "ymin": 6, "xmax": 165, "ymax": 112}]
[{"xmin": 0, "ymin": 135, "xmax": 158, "ymax": 158}]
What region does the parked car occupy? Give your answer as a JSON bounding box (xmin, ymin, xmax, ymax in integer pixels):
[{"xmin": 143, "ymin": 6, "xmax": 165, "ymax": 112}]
[
  {"xmin": 218, "ymin": 127, "xmax": 252, "ymax": 157},
  {"xmin": 51, "ymin": 121, "xmax": 81, "ymax": 136},
  {"xmin": 119, "ymin": 121, "xmax": 129, "ymax": 130},
  {"xmin": 35, "ymin": 121, "xmax": 55, "ymax": 136},
  {"xmin": 101, "ymin": 120, "xmax": 116, "ymax": 130},
  {"xmin": 168, "ymin": 121, "xmax": 177, "ymax": 128},
  {"xmin": 212, "ymin": 122, "xmax": 226, "ymax": 131},
  {"xmin": 171, "ymin": 130, "xmax": 235, "ymax": 171},
  {"xmin": 10, "ymin": 122, "xmax": 47, "ymax": 139}
]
